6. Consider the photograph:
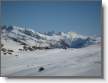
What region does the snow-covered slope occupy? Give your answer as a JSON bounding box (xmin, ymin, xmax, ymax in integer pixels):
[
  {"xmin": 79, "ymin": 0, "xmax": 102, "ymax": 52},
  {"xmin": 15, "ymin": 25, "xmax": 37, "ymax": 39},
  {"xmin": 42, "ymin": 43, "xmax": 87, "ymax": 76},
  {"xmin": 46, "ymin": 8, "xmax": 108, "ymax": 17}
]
[
  {"xmin": 1, "ymin": 25, "xmax": 102, "ymax": 77},
  {"xmin": 1, "ymin": 44, "xmax": 101, "ymax": 76},
  {"xmin": 1, "ymin": 25, "xmax": 101, "ymax": 50}
]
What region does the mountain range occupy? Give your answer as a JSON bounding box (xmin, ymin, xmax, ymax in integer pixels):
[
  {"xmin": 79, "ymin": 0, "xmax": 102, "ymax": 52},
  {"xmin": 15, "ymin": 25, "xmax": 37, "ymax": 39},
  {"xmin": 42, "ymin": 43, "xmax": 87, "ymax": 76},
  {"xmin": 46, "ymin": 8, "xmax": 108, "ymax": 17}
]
[{"xmin": 1, "ymin": 25, "xmax": 101, "ymax": 49}]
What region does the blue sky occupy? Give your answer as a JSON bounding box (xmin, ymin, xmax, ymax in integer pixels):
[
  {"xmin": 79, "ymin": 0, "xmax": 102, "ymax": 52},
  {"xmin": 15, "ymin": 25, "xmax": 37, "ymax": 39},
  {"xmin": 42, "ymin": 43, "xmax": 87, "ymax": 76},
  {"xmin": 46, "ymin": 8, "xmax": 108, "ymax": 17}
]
[{"xmin": 2, "ymin": 1, "xmax": 101, "ymax": 36}]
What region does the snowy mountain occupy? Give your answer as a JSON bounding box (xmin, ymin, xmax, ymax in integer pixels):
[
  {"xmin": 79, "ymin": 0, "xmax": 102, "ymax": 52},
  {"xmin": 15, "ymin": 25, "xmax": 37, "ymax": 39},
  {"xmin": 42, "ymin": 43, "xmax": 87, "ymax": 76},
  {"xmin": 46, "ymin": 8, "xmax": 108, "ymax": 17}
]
[
  {"xmin": 1, "ymin": 25, "xmax": 102, "ymax": 77},
  {"xmin": 1, "ymin": 25, "xmax": 101, "ymax": 50}
]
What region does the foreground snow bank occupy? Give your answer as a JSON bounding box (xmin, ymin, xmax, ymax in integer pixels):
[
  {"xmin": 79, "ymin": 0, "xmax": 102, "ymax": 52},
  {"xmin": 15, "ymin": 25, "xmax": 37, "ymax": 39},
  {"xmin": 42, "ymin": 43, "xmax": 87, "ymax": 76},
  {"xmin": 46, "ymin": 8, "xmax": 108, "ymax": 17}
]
[{"xmin": 1, "ymin": 44, "xmax": 102, "ymax": 77}]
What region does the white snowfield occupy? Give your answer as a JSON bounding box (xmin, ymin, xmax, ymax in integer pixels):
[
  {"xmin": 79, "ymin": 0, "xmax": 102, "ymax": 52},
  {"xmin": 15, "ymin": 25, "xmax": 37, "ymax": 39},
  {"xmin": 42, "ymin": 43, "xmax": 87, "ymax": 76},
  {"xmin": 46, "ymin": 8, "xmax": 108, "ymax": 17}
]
[
  {"xmin": 1, "ymin": 44, "xmax": 101, "ymax": 77},
  {"xmin": 1, "ymin": 26, "xmax": 102, "ymax": 77}
]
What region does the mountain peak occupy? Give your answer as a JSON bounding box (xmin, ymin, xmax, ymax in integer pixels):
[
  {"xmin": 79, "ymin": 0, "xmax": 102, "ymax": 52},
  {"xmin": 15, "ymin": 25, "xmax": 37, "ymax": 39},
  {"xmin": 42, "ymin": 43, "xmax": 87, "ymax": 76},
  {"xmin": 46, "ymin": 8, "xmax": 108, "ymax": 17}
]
[{"xmin": 1, "ymin": 25, "xmax": 101, "ymax": 49}]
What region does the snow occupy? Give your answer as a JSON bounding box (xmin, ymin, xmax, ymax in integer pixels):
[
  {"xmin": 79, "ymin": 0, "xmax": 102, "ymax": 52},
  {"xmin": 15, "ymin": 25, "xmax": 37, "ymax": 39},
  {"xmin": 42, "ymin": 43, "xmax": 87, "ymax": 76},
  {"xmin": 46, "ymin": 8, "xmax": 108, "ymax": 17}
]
[
  {"xmin": 1, "ymin": 25, "xmax": 102, "ymax": 77},
  {"xmin": 1, "ymin": 26, "xmax": 101, "ymax": 48},
  {"xmin": 1, "ymin": 44, "xmax": 101, "ymax": 76}
]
